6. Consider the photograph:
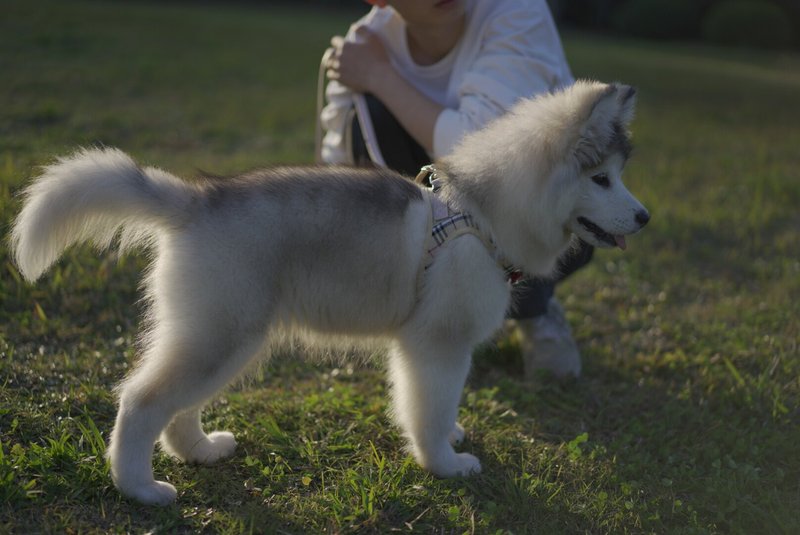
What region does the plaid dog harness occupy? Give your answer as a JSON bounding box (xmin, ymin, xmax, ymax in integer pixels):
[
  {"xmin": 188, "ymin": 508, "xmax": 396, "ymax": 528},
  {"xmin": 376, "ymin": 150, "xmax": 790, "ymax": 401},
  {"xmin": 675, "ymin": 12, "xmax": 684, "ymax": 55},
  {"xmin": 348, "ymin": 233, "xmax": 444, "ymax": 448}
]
[{"xmin": 415, "ymin": 165, "xmax": 523, "ymax": 285}]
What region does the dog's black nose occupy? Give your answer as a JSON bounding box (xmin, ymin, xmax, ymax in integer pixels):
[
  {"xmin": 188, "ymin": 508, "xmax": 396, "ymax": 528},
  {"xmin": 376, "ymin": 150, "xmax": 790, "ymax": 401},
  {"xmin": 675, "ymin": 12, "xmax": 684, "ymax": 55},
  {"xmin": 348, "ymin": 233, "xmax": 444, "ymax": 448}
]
[{"xmin": 635, "ymin": 210, "xmax": 650, "ymax": 227}]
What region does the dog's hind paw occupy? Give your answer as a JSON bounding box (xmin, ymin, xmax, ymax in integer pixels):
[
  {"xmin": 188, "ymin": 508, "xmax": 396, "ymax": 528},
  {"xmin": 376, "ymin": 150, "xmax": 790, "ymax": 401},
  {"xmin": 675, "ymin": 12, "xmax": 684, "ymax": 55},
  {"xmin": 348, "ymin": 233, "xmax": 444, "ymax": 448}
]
[
  {"xmin": 425, "ymin": 451, "xmax": 482, "ymax": 478},
  {"xmin": 119, "ymin": 480, "xmax": 177, "ymax": 506},
  {"xmin": 183, "ymin": 431, "xmax": 237, "ymax": 465},
  {"xmin": 450, "ymin": 452, "xmax": 482, "ymax": 477},
  {"xmin": 448, "ymin": 422, "xmax": 465, "ymax": 446}
]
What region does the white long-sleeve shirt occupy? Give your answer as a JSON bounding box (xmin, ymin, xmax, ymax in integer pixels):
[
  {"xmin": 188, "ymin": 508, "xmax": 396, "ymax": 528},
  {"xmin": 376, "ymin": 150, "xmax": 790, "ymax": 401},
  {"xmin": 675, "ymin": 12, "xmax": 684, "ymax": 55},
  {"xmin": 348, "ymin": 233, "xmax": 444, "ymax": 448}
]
[{"xmin": 320, "ymin": 0, "xmax": 574, "ymax": 163}]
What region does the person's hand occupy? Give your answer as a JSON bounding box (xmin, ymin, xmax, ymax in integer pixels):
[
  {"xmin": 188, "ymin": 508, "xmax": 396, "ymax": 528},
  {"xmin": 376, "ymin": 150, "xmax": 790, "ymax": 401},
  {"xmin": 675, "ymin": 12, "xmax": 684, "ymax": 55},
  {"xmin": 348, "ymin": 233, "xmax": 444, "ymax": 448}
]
[{"xmin": 327, "ymin": 26, "xmax": 392, "ymax": 94}]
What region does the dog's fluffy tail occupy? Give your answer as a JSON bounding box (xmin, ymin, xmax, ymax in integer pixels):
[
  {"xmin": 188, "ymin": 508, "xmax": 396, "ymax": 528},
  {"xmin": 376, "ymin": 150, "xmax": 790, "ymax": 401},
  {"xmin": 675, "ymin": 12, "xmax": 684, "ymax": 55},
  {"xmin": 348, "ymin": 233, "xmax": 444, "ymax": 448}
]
[{"xmin": 11, "ymin": 147, "xmax": 195, "ymax": 282}]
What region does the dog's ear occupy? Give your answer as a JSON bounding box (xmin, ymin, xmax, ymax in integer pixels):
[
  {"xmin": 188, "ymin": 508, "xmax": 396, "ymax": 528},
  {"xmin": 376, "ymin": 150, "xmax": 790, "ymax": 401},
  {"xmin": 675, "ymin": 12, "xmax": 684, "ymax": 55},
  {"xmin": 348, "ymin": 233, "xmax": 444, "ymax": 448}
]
[
  {"xmin": 585, "ymin": 84, "xmax": 619, "ymax": 131},
  {"xmin": 617, "ymin": 84, "xmax": 637, "ymax": 126},
  {"xmin": 584, "ymin": 83, "xmax": 637, "ymax": 133},
  {"xmin": 574, "ymin": 83, "xmax": 636, "ymax": 167}
]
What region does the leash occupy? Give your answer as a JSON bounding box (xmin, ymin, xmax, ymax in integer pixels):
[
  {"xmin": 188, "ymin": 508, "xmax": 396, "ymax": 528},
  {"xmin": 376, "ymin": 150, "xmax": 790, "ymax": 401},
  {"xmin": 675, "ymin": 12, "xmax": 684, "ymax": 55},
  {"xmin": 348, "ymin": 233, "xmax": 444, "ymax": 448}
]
[
  {"xmin": 315, "ymin": 48, "xmax": 387, "ymax": 168},
  {"xmin": 314, "ymin": 47, "xmax": 334, "ymax": 164}
]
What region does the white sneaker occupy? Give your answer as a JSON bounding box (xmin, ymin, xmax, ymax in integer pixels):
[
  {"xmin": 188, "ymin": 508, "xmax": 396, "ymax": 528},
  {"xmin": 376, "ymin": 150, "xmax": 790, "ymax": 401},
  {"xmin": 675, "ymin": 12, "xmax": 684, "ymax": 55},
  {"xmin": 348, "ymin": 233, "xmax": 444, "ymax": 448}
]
[{"xmin": 517, "ymin": 298, "xmax": 581, "ymax": 378}]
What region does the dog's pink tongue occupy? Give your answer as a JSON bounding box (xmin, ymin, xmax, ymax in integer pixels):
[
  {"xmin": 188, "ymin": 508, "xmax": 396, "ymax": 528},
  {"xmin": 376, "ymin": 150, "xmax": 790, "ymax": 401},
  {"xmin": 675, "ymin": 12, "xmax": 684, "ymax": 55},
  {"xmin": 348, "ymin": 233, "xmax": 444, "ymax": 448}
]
[{"xmin": 614, "ymin": 235, "xmax": 627, "ymax": 250}]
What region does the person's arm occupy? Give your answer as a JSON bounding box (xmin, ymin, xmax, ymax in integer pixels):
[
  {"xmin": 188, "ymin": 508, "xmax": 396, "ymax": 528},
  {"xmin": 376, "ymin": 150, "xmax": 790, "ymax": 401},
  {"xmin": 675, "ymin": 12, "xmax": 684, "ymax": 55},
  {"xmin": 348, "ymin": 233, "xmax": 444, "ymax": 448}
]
[{"xmin": 327, "ymin": 28, "xmax": 442, "ymax": 156}]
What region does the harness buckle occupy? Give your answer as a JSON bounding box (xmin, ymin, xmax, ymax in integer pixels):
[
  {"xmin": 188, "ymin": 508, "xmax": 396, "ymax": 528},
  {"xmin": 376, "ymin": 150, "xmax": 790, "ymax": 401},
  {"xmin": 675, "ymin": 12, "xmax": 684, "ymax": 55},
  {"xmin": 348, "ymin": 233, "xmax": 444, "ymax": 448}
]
[{"xmin": 414, "ymin": 164, "xmax": 437, "ymax": 188}]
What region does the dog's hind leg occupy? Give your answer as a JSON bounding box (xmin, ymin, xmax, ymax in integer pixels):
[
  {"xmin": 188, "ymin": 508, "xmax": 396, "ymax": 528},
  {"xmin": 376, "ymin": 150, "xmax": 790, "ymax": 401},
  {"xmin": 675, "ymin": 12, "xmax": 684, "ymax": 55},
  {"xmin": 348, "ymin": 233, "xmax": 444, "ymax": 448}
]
[
  {"xmin": 388, "ymin": 338, "xmax": 480, "ymax": 477},
  {"xmin": 104, "ymin": 240, "xmax": 275, "ymax": 508},
  {"xmin": 107, "ymin": 324, "xmax": 267, "ymax": 505},
  {"xmin": 160, "ymin": 407, "xmax": 237, "ymax": 465}
]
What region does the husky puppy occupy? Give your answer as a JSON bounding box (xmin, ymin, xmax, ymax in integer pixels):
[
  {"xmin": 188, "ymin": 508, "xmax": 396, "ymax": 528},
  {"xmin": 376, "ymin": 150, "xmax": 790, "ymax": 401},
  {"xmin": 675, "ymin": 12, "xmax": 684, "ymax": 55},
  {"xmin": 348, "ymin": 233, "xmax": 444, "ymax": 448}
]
[{"xmin": 11, "ymin": 81, "xmax": 649, "ymax": 505}]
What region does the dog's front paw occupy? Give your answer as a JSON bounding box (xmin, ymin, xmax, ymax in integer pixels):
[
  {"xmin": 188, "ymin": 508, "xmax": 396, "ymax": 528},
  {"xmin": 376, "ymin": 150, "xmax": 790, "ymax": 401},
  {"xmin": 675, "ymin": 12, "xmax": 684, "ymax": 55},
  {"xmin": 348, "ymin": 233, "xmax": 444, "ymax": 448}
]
[{"xmin": 183, "ymin": 431, "xmax": 237, "ymax": 465}]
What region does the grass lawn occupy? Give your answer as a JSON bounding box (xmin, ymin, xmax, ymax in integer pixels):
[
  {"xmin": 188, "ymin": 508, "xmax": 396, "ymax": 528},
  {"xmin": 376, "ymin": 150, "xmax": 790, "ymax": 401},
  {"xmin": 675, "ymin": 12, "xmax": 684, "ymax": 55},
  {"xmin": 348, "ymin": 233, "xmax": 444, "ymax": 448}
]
[{"xmin": 1, "ymin": 1, "xmax": 798, "ymax": 533}]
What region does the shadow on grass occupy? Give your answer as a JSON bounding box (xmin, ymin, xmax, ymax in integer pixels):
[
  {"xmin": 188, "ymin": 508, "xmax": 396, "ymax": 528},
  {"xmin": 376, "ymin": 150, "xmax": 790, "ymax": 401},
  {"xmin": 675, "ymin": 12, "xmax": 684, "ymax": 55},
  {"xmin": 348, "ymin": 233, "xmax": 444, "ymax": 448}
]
[
  {"xmin": 470, "ymin": 343, "xmax": 799, "ymax": 533},
  {"xmin": 640, "ymin": 214, "xmax": 798, "ymax": 289}
]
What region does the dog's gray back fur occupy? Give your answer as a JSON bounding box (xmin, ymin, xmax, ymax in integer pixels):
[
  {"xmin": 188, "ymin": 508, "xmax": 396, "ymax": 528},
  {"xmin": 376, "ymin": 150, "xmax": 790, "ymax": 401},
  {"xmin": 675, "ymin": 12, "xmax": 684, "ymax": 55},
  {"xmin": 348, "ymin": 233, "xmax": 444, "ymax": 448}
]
[
  {"xmin": 178, "ymin": 165, "xmax": 431, "ymax": 336},
  {"xmin": 202, "ymin": 166, "xmax": 422, "ymax": 217}
]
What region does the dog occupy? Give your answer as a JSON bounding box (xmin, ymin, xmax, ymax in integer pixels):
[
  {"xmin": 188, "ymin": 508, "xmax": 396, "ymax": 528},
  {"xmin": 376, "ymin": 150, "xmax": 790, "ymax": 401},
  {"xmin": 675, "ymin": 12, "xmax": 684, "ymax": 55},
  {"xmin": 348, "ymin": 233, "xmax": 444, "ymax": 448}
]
[{"xmin": 10, "ymin": 81, "xmax": 649, "ymax": 505}]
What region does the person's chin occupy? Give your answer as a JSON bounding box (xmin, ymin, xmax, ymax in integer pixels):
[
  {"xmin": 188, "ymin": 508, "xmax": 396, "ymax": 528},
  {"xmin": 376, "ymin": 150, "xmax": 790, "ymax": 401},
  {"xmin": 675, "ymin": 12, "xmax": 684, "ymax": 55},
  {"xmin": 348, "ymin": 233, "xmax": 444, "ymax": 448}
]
[{"xmin": 434, "ymin": 0, "xmax": 463, "ymax": 13}]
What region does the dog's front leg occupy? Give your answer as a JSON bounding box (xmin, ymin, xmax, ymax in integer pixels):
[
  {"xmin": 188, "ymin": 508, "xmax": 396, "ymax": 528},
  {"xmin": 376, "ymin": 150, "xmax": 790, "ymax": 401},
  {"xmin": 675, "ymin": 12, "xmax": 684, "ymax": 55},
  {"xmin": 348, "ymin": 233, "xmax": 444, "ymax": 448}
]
[{"xmin": 387, "ymin": 339, "xmax": 480, "ymax": 477}]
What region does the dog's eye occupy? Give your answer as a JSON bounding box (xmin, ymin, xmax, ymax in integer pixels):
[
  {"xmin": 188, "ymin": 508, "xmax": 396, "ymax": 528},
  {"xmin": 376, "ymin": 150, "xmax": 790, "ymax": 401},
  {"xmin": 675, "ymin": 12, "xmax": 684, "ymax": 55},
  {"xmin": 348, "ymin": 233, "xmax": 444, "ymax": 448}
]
[{"xmin": 591, "ymin": 173, "xmax": 610, "ymax": 188}]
